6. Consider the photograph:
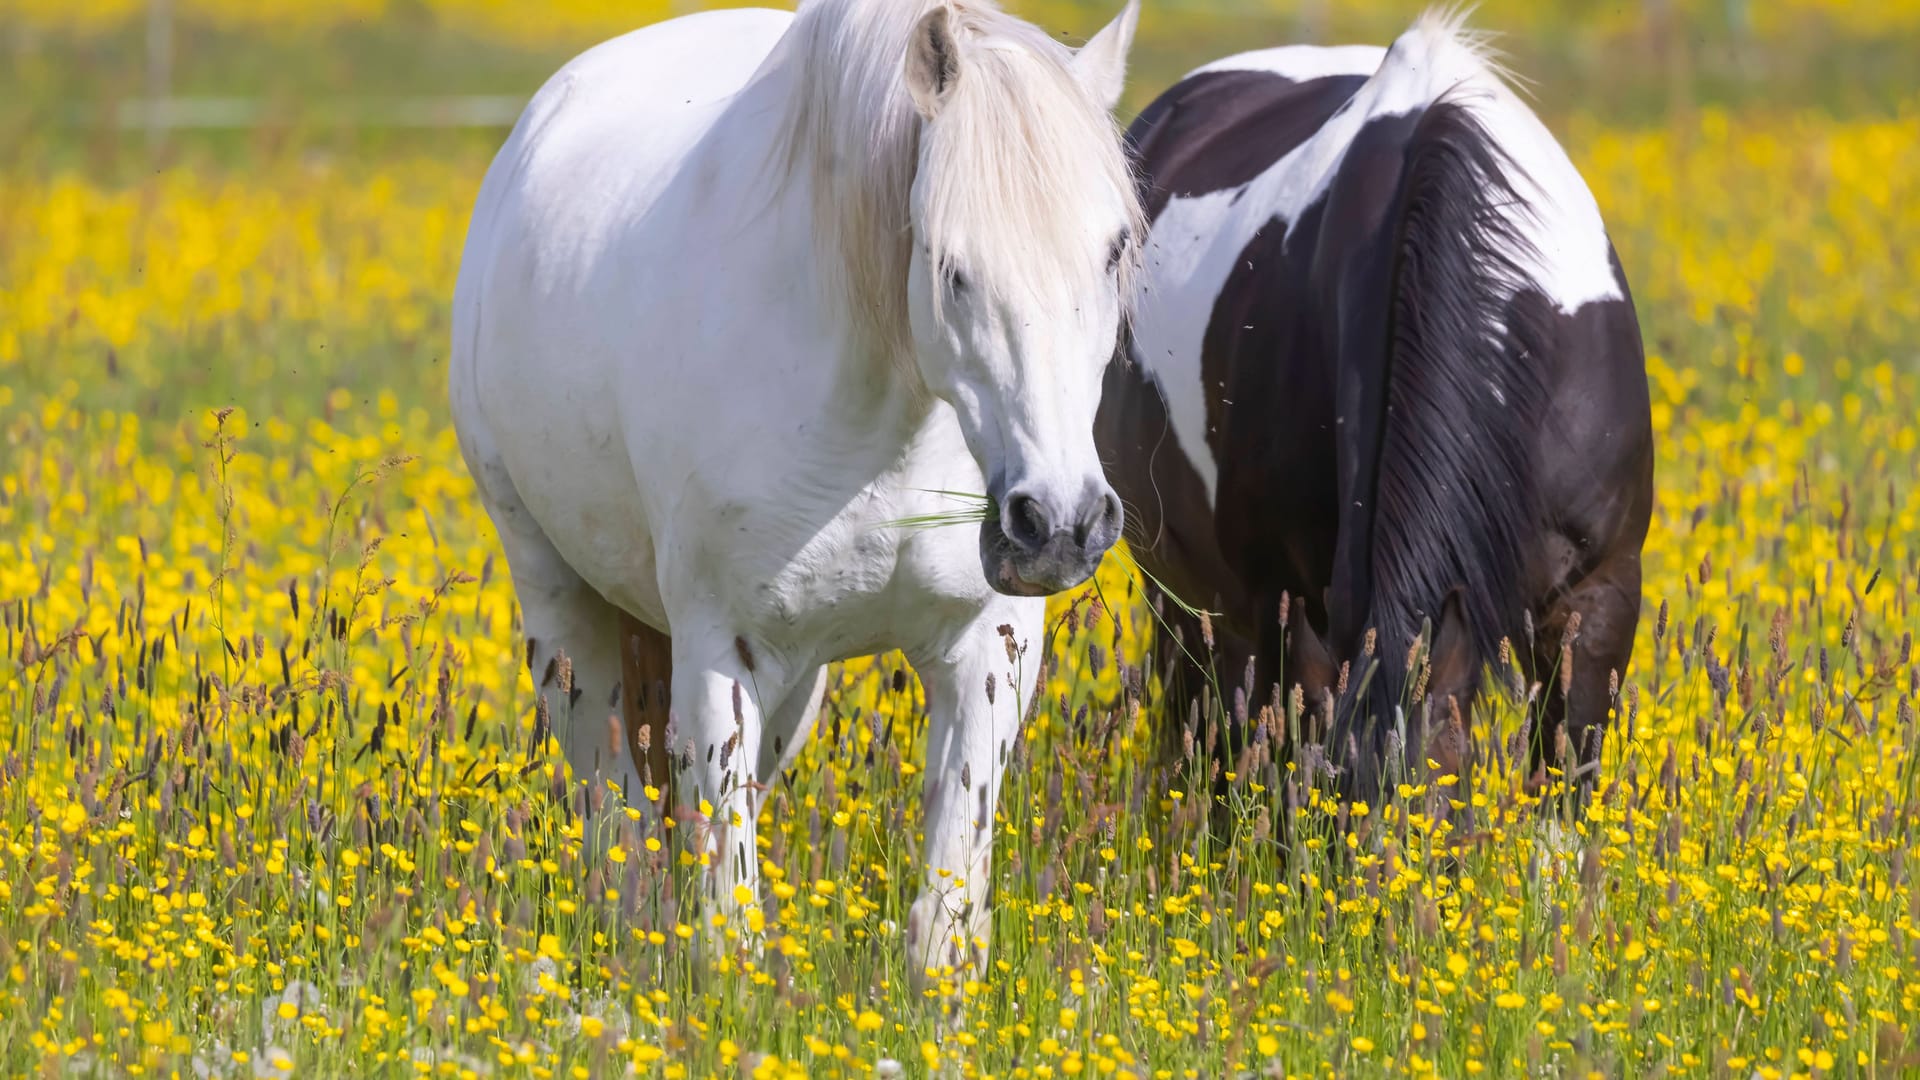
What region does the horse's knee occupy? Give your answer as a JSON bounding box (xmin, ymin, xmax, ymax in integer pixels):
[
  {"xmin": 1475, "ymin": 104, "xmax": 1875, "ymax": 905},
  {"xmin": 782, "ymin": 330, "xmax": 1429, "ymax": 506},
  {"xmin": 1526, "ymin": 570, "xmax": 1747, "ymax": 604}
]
[
  {"xmin": 757, "ymin": 665, "xmax": 827, "ymax": 782},
  {"xmin": 905, "ymin": 888, "xmax": 990, "ymax": 995}
]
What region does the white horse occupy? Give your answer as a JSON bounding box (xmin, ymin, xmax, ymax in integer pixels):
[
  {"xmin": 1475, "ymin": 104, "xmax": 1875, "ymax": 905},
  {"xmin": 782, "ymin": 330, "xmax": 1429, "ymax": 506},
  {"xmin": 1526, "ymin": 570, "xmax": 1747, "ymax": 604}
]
[{"xmin": 450, "ymin": 0, "xmax": 1142, "ymax": 983}]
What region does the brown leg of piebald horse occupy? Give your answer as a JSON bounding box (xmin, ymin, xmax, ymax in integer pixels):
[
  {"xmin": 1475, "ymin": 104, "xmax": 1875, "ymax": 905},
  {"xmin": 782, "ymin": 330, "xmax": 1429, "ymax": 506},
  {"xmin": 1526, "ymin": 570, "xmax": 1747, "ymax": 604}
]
[
  {"xmin": 1531, "ymin": 551, "xmax": 1642, "ymax": 811},
  {"xmin": 618, "ymin": 610, "xmax": 677, "ymax": 814},
  {"xmin": 1141, "ymin": 588, "xmax": 1266, "ymax": 849},
  {"xmin": 1147, "ymin": 591, "xmax": 1257, "ymax": 770}
]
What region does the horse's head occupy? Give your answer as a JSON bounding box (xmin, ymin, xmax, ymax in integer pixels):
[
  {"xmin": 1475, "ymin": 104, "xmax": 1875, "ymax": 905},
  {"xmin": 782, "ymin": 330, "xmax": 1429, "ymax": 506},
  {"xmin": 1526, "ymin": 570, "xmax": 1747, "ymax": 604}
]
[
  {"xmin": 1289, "ymin": 587, "xmax": 1480, "ymax": 813},
  {"xmin": 900, "ymin": 1, "xmax": 1141, "ymax": 596}
]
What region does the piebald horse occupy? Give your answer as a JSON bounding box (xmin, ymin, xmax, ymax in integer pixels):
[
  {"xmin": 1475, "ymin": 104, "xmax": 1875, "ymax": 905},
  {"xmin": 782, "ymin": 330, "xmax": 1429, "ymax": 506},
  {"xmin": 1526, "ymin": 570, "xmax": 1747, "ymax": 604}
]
[
  {"xmin": 452, "ymin": 0, "xmax": 1143, "ymax": 983},
  {"xmin": 1099, "ymin": 13, "xmax": 1653, "ymax": 813}
]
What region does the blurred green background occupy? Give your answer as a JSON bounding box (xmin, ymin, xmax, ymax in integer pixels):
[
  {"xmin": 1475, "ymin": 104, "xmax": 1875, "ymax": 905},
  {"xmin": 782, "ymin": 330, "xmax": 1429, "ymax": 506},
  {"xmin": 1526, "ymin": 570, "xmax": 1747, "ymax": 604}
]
[{"xmin": 5, "ymin": 0, "xmax": 1917, "ymax": 175}]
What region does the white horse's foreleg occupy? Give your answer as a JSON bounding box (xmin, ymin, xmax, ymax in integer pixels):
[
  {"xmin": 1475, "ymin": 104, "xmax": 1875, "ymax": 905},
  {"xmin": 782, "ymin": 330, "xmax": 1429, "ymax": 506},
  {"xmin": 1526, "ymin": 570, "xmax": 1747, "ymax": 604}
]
[
  {"xmin": 759, "ymin": 665, "xmax": 828, "ymax": 787},
  {"xmin": 904, "ymin": 601, "xmax": 1044, "ymax": 993},
  {"xmin": 668, "ymin": 632, "xmax": 787, "ymax": 953}
]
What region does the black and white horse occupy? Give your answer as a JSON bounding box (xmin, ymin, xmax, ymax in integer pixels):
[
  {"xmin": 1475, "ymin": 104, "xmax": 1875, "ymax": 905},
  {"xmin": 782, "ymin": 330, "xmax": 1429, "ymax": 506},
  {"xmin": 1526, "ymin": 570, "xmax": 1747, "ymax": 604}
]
[{"xmin": 1098, "ymin": 13, "xmax": 1654, "ymax": 810}]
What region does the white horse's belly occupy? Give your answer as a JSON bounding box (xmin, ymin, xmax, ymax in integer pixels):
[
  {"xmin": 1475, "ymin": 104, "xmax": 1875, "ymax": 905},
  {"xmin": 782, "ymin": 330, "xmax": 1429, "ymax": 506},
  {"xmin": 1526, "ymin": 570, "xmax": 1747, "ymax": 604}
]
[{"xmin": 488, "ymin": 378, "xmax": 664, "ymax": 617}]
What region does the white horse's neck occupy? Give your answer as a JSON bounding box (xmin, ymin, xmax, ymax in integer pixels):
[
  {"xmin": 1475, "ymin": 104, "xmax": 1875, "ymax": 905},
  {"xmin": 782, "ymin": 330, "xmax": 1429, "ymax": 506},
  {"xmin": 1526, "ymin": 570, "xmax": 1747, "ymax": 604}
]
[
  {"xmin": 687, "ymin": 5, "xmax": 936, "ymax": 434},
  {"xmin": 612, "ymin": 61, "xmax": 924, "ymax": 504}
]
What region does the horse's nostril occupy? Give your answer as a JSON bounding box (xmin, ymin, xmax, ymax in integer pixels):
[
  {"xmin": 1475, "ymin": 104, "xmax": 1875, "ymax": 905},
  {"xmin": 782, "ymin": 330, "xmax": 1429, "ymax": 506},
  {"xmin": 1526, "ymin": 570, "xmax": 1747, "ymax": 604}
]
[
  {"xmin": 1070, "ymin": 491, "xmax": 1122, "ymax": 547},
  {"xmin": 1003, "ymin": 492, "xmax": 1050, "ymax": 551},
  {"xmin": 1098, "ymin": 491, "xmax": 1122, "ymax": 539}
]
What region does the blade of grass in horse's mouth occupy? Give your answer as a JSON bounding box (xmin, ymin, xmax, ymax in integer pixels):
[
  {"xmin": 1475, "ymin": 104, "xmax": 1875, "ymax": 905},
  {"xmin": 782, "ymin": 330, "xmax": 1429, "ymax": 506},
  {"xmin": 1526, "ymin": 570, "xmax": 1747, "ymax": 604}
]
[{"xmin": 876, "ymin": 489, "xmax": 998, "ymax": 531}]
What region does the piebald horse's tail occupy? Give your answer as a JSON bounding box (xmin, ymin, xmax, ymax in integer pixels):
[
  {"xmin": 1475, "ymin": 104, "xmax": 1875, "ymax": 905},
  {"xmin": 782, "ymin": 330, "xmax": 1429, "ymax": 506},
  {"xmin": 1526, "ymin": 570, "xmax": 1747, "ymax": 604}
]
[{"xmin": 1316, "ymin": 92, "xmax": 1553, "ymax": 798}]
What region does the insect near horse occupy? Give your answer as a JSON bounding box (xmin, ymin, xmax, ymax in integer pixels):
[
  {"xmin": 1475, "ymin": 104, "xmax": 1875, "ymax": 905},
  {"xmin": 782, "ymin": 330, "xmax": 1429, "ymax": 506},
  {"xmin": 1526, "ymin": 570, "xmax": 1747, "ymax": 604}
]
[
  {"xmin": 1099, "ymin": 12, "xmax": 1654, "ymax": 813},
  {"xmin": 450, "ymin": 0, "xmax": 1142, "ymax": 983}
]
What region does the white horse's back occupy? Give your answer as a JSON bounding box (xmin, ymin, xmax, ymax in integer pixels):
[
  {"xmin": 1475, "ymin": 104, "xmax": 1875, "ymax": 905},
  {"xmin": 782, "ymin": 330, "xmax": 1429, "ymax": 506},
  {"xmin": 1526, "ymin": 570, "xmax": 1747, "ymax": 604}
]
[{"xmin": 456, "ymin": 7, "xmax": 792, "ymax": 297}]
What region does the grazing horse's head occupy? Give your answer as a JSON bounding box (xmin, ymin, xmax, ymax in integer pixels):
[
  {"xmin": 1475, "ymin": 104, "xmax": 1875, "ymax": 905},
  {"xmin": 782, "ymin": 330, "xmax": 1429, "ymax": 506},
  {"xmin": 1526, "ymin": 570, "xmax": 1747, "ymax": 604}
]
[
  {"xmin": 1289, "ymin": 588, "xmax": 1483, "ymax": 812},
  {"xmin": 899, "ymin": 1, "xmax": 1142, "ymax": 596}
]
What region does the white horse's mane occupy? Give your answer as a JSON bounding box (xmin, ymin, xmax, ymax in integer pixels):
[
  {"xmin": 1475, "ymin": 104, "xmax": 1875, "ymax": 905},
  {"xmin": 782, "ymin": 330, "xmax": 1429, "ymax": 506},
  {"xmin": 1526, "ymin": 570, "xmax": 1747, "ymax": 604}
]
[{"xmin": 772, "ymin": 0, "xmax": 1142, "ymax": 361}]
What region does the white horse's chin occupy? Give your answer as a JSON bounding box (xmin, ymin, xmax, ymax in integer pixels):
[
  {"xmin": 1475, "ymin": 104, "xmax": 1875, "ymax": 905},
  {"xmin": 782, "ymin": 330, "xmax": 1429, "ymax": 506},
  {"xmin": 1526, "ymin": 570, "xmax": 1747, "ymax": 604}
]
[
  {"xmin": 979, "ymin": 523, "xmax": 1106, "ymax": 597},
  {"xmin": 990, "ymin": 564, "xmax": 1056, "ymax": 598}
]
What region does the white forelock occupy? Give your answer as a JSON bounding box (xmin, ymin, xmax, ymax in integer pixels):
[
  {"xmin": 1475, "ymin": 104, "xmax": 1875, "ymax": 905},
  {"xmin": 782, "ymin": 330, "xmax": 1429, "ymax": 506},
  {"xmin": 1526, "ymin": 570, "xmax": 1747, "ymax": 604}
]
[{"xmin": 771, "ymin": 0, "xmax": 1142, "ymax": 358}]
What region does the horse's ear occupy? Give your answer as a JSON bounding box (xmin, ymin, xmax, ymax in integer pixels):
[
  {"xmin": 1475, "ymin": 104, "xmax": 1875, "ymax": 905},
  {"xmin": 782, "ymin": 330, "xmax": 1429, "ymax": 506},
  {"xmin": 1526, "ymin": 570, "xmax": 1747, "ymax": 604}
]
[
  {"xmin": 1288, "ymin": 604, "xmax": 1337, "ymax": 701},
  {"xmin": 1426, "ymin": 587, "xmax": 1477, "ymax": 704},
  {"xmin": 905, "ymin": 5, "xmax": 963, "ymax": 120},
  {"xmin": 1071, "ymin": 0, "xmax": 1139, "ymax": 113}
]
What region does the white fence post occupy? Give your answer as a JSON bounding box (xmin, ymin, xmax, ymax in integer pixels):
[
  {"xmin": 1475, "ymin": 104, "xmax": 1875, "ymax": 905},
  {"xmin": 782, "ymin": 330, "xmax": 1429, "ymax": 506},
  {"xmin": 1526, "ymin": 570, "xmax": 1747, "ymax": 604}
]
[{"xmin": 146, "ymin": 0, "xmax": 173, "ymax": 149}]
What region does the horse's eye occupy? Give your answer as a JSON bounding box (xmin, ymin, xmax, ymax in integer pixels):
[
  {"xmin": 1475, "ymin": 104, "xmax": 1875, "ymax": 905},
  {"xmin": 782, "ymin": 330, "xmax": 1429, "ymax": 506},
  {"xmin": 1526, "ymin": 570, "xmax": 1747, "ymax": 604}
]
[
  {"xmin": 1106, "ymin": 229, "xmax": 1130, "ymax": 273},
  {"xmin": 942, "ymin": 260, "xmax": 968, "ymax": 295}
]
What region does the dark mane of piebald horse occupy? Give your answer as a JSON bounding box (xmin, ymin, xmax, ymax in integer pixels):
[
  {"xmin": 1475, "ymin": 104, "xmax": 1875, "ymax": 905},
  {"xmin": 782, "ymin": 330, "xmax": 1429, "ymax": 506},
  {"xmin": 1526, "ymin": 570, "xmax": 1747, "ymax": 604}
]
[{"xmin": 1332, "ymin": 96, "xmax": 1556, "ymax": 718}]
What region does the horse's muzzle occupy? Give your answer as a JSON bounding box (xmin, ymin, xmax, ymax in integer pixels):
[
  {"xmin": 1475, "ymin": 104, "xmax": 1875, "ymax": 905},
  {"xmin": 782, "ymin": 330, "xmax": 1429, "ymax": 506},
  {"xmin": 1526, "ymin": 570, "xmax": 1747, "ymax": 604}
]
[{"xmin": 979, "ymin": 482, "xmax": 1122, "ymax": 596}]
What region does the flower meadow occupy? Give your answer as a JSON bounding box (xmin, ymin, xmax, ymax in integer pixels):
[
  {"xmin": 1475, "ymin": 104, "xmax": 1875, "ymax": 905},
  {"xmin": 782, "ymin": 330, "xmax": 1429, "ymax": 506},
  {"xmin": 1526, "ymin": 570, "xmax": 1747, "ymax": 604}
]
[{"xmin": 6, "ymin": 55, "xmax": 1920, "ymax": 1080}]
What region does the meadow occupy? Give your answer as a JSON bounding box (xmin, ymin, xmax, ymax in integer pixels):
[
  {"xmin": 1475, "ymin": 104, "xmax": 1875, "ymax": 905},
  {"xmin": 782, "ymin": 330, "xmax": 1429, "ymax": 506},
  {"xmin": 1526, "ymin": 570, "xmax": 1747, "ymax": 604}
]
[{"xmin": 4, "ymin": 2, "xmax": 1920, "ymax": 1077}]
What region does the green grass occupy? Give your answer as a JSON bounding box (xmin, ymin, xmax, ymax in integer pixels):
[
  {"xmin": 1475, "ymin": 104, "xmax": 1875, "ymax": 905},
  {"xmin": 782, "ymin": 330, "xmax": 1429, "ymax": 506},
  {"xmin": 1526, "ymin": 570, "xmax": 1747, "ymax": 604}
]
[{"xmin": 3, "ymin": 6, "xmax": 1920, "ymax": 1078}]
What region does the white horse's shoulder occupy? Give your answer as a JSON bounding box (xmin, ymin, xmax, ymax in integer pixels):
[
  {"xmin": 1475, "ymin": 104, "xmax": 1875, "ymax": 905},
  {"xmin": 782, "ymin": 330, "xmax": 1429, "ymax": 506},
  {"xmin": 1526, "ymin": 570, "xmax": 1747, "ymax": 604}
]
[{"xmin": 460, "ymin": 5, "xmax": 800, "ymax": 330}]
